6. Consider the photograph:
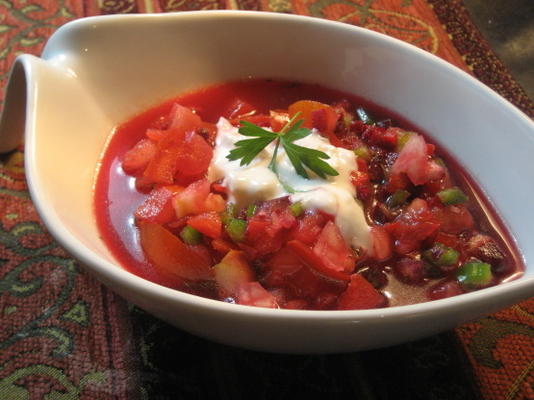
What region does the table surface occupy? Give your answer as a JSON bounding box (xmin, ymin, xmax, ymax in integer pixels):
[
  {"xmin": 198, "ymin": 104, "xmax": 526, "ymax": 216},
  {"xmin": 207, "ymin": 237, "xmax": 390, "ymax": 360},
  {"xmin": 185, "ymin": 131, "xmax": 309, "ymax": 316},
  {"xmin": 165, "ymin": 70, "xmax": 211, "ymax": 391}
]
[{"xmin": 463, "ymin": 0, "xmax": 534, "ymax": 99}]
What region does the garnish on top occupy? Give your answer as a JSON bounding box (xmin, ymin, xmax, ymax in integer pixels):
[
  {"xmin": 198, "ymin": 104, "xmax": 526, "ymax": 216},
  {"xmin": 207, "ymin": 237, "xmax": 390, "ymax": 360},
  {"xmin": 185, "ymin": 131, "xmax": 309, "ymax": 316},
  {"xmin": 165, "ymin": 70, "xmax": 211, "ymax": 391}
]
[{"xmin": 226, "ymin": 112, "xmax": 339, "ymax": 180}]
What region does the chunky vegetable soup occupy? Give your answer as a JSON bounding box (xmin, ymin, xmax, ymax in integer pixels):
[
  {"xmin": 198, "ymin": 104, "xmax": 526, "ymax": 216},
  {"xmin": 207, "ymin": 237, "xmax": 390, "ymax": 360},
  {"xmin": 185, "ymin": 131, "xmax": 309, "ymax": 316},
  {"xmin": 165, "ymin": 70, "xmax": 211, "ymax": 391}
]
[{"xmin": 94, "ymin": 80, "xmax": 523, "ymax": 310}]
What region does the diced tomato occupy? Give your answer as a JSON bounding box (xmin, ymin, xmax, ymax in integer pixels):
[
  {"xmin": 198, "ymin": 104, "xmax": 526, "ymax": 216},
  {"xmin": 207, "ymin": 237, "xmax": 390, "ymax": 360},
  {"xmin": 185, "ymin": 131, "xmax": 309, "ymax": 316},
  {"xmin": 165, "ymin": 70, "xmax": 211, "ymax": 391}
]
[
  {"xmin": 386, "ymin": 198, "xmax": 440, "ymax": 255},
  {"xmin": 370, "ymin": 225, "xmax": 392, "ymax": 261},
  {"xmin": 138, "ymin": 222, "xmax": 213, "ymax": 281},
  {"xmin": 204, "ymin": 193, "xmax": 226, "ymax": 212},
  {"xmin": 356, "ymin": 157, "xmax": 368, "ymax": 172},
  {"xmin": 287, "ymin": 240, "xmax": 351, "ymax": 282},
  {"xmin": 211, "ymin": 238, "xmax": 237, "ymax": 255},
  {"xmin": 134, "ymin": 175, "xmax": 156, "ymax": 193},
  {"xmin": 245, "ymin": 217, "xmax": 284, "ymax": 256},
  {"xmin": 141, "ymin": 104, "xmax": 213, "ymax": 184},
  {"xmin": 351, "ymin": 170, "xmax": 372, "ymax": 201},
  {"xmin": 362, "ymin": 126, "xmax": 398, "ymax": 150},
  {"xmin": 213, "ymin": 250, "xmax": 255, "ymax": 298},
  {"xmin": 263, "ymin": 246, "xmax": 344, "ymax": 307},
  {"xmin": 311, "ymin": 109, "xmax": 343, "ymax": 146},
  {"xmin": 211, "ymin": 182, "xmax": 228, "ymax": 195},
  {"xmin": 172, "ymin": 179, "xmax": 225, "ymax": 218},
  {"xmin": 236, "ymin": 282, "xmax": 278, "ymax": 308},
  {"xmin": 337, "ymin": 274, "xmax": 387, "ymax": 310},
  {"xmin": 386, "ymin": 172, "xmax": 410, "ymax": 193},
  {"xmin": 245, "ymin": 198, "xmax": 296, "ymax": 256},
  {"xmin": 288, "ymin": 100, "xmax": 339, "ymax": 133},
  {"xmin": 174, "ymin": 131, "xmax": 213, "ymax": 177},
  {"xmin": 263, "ymin": 246, "xmax": 304, "ymax": 287},
  {"xmin": 145, "ymin": 128, "xmax": 167, "ymax": 142},
  {"xmin": 235, "ymin": 114, "xmax": 272, "ymax": 127},
  {"xmin": 168, "ymin": 103, "xmax": 203, "ymax": 132},
  {"xmin": 187, "ymin": 211, "xmax": 222, "ymax": 239},
  {"xmin": 289, "ymin": 211, "xmax": 327, "ymax": 245},
  {"xmin": 143, "ymin": 142, "xmax": 183, "ymax": 185},
  {"xmin": 173, "ymin": 179, "xmax": 210, "ymax": 218},
  {"xmin": 122, "ymin": 138, "xmax": 157, "ymax": 175},
  {"xmin": 390, "ymin": 134, "xmax": 444, "ymax": 186},
  {"xmin": 433, "ymin": 204, "xmax": 474, "ymax": 234},
  {"xmin": 313, "ymin": 221, "xmax": 356, "ymax": 274},
  {"xmin": 135, "ymin": 185, "xmax": 183, "ymax": 224}
]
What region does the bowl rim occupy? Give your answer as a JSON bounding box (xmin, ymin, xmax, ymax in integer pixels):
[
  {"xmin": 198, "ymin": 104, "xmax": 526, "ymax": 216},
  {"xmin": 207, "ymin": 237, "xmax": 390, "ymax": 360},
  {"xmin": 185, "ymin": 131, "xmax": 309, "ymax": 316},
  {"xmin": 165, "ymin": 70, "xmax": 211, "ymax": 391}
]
[{"xmin": 26, "ymin": 10, "xmax": 534, "ymax": 322}]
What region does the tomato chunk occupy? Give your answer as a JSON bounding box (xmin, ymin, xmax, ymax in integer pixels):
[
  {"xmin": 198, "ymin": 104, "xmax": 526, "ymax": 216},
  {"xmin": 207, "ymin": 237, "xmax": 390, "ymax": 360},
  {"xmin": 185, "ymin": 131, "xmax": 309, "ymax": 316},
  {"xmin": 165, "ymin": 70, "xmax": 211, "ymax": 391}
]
[
  {"xmin": 386, "ymin": 198, "xmax": 440, "ymax": 254},
  {"xmin": 122, "ymin": 138, "xmax": 157, "ymax": 175},
  {"xmin": 313, "ymin": 221, "xmax": 356, "ymax": 274},
  {"xmin": 236, "ymin": 282, "xmax": 278, "ymax": 308},
  {"xmin": 391, "ymin": 134, "xmax": 444, "ymax": 186},
  {"xmin": 337, "ymin": 274, "xmax": 387, "ymax": 310},
  {"xmin": 135, "ymin": 185, "xmax": 183, "ymax": 224},
  {"xmin": 213, "ymin": 250, "xmax": 255, "ymax": 298},
  {"xmin": 287, "ymin": 240, "xmax": 351, "ymax": 282},
  {"xmin": 168, "ymin": 103, "xmax": 203, "ymax": 132},
  {"xmin": 288, "ymin": 100, "xmax": 339, "ymax": 133},
  {"xmin": 138, "ymin": 222, "xmax": 213, "ymax": 281},
  {"xmin": 174, "ymin": 131, "xmax": 213, "ymax": 177},
  {"xmin": 173, "ymin": 179, "xmax": 225, "ymax": 218},
  {"xmin": 187, "ymin": 211, "xmax": 222, "ymax": 239},
  {"xmin": 370, "ymin": 225, "xmax": 392, "ymax": 261}
]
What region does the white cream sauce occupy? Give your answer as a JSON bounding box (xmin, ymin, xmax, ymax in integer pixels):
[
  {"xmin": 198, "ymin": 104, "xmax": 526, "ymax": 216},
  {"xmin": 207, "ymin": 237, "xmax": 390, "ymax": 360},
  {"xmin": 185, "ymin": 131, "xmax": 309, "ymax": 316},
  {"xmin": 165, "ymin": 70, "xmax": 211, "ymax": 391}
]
[{"xmin": 208, "ymin": 117, "xmax": 370, "ymax": 250}]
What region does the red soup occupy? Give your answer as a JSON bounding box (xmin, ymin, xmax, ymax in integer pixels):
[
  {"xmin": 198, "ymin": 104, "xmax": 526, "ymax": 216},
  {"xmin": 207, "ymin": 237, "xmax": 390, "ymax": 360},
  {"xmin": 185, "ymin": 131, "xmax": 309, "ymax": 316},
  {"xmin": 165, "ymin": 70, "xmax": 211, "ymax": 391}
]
[{"xmin": 94, "ymin": 79, "xmax": 524, "ymax": 310}]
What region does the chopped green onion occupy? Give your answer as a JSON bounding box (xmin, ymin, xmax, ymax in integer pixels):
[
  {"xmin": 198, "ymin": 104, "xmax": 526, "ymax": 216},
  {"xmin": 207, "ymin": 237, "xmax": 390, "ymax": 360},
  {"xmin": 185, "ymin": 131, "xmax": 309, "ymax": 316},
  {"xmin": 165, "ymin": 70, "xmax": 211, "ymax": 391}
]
[
  {"xmin": 423, "ymin": 243, "xmax": 459, "ymax": 266},
  {"xmin": 246, "ymin": 204, "xmax": 257, "ymax": 218},
  {"xmin": 226, "ymin": 218, "xmax": 247, "ymax": 242},
  {"xmin": 354, "ymin": 145, "xmax": 371, "ymax": 161},
  {"xmin": 456, "ymin": 261, "xmax": 493, "ymax": 290},
  {"xmin": 437, "ymin": 187, "xmax": 468, "ymax": 205},
  {"xmin": 180, "ymin": 225, "xmax": 203, "ymax": 245},
  {"xmin": 386, "ymin": 190, "xmax": 410, "ymax": 208},
  {"xmin": 221, "ymin": 203, "xmax": 236, "ymax": 225},
  {"xmin": 289, "ymin": 202, "xmax": 304, "ymax": 217},
  {"xmin": 356, "ymin": 107, "xmax": 375, "ymax": 125},
  {"xmin": 396, "ymin": 131, "xmax": 414, "ymax": 151}
]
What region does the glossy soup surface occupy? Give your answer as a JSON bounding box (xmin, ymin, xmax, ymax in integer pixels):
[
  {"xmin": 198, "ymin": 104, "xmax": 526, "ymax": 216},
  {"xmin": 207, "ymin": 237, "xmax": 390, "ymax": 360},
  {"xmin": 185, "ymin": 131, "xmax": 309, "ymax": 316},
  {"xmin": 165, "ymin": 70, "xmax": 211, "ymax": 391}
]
[{"xmin": 94, "ymin": 79, "xmax": 523, "ymax": 310}]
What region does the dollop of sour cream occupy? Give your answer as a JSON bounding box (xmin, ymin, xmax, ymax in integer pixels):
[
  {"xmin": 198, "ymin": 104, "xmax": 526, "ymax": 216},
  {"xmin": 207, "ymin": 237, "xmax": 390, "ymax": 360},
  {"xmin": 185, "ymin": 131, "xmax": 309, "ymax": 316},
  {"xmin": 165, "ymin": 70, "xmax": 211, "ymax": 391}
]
[{"xmin": 208, "ymin": 118, "xmax": 370, "ymax": 250}]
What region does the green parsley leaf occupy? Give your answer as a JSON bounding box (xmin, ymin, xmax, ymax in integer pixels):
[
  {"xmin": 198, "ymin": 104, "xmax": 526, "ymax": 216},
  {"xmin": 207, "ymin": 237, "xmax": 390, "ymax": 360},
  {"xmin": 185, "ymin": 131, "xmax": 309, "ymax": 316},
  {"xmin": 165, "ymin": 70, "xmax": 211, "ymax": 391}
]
[{"xmin": 225, "ymin": 113, "xmax": 339, "ymax": 180}]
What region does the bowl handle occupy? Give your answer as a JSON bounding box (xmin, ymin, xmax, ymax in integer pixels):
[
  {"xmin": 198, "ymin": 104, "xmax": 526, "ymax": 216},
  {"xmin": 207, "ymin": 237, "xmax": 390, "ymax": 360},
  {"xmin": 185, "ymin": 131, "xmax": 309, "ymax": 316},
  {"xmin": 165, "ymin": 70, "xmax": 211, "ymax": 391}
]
[{"xmin": 0, "ymin": 55, "xmax": 41, "ymax": 153}]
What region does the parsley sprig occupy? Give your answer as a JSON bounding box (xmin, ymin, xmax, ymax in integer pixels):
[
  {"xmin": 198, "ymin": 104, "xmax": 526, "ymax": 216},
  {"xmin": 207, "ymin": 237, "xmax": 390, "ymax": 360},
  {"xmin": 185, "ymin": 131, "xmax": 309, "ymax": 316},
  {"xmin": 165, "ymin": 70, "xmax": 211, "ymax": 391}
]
[{"xmin": 226, "ymin": 113, "xmax": 339, "ymax": 180}]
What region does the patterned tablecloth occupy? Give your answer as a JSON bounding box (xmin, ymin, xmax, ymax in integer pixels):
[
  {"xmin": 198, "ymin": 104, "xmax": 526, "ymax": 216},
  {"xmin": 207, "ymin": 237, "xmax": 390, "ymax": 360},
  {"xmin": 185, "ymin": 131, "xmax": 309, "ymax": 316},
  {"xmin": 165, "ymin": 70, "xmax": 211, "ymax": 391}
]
[{"xmin": 0, "ymin": 1, "xmax": 532, "ymax": 399}]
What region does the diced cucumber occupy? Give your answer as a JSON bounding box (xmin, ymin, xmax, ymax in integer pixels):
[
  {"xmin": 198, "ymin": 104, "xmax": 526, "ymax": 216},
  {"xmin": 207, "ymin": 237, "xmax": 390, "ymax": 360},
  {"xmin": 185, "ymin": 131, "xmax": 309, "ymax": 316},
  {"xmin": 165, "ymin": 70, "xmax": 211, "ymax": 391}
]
[
  {"xmin": 246, "ymin": 204, "xmax": 257, "ymax": 218},
  {"xmin": 180, "ymin": 225, "xmax": 203, "ymax": 245},
  {"xmin": 437, "ymin": 187, "xmax": 469, "ymax": 205},
  {"xmin": 456, "ymin": 261, "xmax": 493, "ymax": 290},
  {"xmin": 289, "ymin": 202, "xmax": 304, "ymax": 217},
  {"xmin": 221, "ymin": 203, "xmax": 236, "ymax": 225},
  {"xmin": 423, "ymin": 243, "xmax": 459, "ymax": 265},
  {"xmin": 354, "ymin": 145, "xmax": 371, "ymax": 161},
  {"xmin": 226, "ymin": 218, "xmax": 247, "ymax": 242}
]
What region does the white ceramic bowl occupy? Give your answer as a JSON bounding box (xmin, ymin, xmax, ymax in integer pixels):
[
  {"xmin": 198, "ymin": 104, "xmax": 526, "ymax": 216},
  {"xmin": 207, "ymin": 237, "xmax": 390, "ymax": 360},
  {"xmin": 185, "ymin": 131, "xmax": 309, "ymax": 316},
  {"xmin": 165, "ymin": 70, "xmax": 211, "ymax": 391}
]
[{"xmin": 1, "ymin": 11, "xmax": 533, "ymax": 353}]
